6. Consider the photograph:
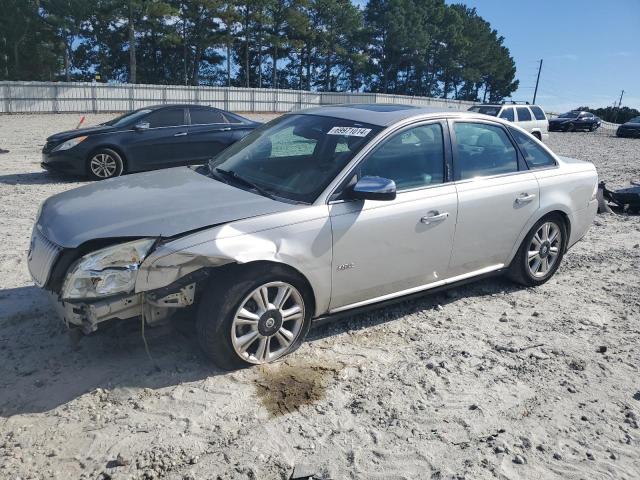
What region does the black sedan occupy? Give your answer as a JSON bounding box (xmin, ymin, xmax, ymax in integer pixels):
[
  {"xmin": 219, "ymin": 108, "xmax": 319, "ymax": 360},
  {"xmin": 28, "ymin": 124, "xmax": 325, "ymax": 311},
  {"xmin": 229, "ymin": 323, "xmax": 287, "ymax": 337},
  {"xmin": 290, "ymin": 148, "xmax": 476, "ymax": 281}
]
[
  {"xmin": 42, "ymin": 105, "xmax": 260, "ymax": 179},
  {"xmin": 616, "ymin": 116, "xmax": 640, "ymax": 138},
  {"xmin": 548, "ymin": 110, "xmax": 601, "ymax": 132}
]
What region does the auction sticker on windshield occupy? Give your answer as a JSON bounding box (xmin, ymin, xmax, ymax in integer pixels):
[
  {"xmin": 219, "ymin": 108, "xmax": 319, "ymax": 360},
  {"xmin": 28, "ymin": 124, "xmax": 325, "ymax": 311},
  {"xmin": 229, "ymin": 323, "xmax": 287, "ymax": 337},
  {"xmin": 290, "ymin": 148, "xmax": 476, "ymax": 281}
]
[{"xmin": 327, "ymin": 126, "xmax": 372, "ymax": 137}]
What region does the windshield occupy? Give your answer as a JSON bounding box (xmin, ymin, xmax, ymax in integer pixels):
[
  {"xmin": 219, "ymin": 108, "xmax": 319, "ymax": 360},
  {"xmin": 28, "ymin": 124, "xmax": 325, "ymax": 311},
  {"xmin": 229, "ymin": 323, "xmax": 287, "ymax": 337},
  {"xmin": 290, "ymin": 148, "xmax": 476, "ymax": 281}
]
[
  {"xmin": 468, "ymin": 106, "xmax": 500, "ymax": 116},
  {"xmin": 558, "ymin": 111, "xmax": 580, "ymax": 118},
  {"xmin": 208, "ymin": 114, "xmax": 382, "ymax": 203},
  {"xmin": 628, "ymin": 116, "xmax": 640, "ymax": 123},
  {"xmin": 103, "ymin": 109, "xmax": 152, "ymax": 127}
]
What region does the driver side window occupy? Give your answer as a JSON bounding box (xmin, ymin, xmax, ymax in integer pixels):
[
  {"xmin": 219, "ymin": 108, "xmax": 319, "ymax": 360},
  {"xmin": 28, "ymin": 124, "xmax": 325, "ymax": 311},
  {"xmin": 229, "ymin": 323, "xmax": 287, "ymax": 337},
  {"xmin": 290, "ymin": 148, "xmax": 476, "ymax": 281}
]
[{"xmin": 357, "ymin": 123, "xmax": 445, "ymax": 191}]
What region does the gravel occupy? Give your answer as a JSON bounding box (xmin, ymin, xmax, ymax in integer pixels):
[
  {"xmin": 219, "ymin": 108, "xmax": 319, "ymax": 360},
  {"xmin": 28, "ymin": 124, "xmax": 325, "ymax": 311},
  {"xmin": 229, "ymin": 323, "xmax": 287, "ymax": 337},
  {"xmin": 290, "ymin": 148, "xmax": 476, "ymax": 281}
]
[{"xmin": 1, "ymin": 114, "xmax": 639, "ymax": 479}]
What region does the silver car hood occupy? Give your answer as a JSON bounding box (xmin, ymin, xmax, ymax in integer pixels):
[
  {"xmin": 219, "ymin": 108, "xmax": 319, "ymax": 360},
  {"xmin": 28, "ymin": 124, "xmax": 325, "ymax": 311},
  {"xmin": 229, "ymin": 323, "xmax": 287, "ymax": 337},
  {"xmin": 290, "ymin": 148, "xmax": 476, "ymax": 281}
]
[{"xmin": 38, "ymin": 167, "xmax": 298, "ymax": 248}]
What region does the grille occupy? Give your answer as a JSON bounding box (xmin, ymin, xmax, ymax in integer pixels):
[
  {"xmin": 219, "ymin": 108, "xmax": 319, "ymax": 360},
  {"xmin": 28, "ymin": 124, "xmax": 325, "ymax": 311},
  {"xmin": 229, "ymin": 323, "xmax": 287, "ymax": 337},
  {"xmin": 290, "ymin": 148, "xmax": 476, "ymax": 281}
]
[{"xmin": 27, "ymin": 228, "xmax": 61, "ymax": 287}]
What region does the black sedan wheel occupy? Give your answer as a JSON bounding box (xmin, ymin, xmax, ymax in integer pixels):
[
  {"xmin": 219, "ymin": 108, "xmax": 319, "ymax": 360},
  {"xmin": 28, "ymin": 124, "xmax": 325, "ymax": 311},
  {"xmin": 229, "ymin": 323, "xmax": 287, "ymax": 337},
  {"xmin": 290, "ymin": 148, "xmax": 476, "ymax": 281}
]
[
  {"xmin": 566, "ymin": 123, "xmax": 575, "ymax": 132},
  {"xmin": 590, "ymin": 124, "xmax": 598, "ymax": 132},
  {"xmin": 87, "ymin": 149, "xmax": 124, "ymax": 180}
]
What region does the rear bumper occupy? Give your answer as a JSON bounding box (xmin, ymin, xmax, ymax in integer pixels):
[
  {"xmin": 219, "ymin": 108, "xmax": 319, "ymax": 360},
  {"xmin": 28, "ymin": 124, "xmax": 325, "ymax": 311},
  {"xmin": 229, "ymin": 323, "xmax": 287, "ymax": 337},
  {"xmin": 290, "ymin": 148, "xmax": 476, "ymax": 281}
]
[{"xmin": 567, "ymin": 199, "xmax": 598, "ymax": 249}]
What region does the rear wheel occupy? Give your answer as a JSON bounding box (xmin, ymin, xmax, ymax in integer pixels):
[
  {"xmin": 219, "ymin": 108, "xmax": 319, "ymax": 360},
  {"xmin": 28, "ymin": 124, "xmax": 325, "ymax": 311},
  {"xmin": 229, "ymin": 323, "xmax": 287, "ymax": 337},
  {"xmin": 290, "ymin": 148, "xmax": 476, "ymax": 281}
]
[
  {"xmin": 566, "ymin": 123, "xmax": 575, "ymax": 132},
  {"xmin": 87, "ymin": 148, "xmax": 124, "ymax": 180},
  {"xmin": 196, "ymin": 264, "xmax": 313, "ymax": 370},
  {"xmin": 508, "ymin": 214, "xmax": 567, "ymax": 287},
  {"xmin": 532, "ymin": 131, "xmax": 542, "ymax": 141}
]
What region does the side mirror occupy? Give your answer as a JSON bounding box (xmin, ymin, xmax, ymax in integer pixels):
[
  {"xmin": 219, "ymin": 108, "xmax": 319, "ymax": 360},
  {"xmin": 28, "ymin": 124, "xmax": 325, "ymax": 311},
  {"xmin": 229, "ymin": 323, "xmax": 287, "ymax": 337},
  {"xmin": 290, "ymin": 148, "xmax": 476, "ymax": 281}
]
[
  {"xmin": 350, "ymin": 176, "xmax": 396, "ymax": 201},
  {"xmin": 134, "ymin": 122, "xmax": 150, "ymax": 131}
]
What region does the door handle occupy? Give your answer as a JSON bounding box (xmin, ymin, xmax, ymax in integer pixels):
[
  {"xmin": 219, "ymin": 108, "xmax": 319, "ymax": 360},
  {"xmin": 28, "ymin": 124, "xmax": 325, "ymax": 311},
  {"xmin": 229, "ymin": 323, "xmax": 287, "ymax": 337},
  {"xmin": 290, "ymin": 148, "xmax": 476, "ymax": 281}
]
[
  {"xmin": 174, "ymin": 132, "xmax": 187, "ymax": 137},
  {"xmin": 420, "ymin": 211, "xmax": 449, "ymax": 224},
  {"xmin": 515, "ymin": 193, "xmax": 536, "ymax": 204}
]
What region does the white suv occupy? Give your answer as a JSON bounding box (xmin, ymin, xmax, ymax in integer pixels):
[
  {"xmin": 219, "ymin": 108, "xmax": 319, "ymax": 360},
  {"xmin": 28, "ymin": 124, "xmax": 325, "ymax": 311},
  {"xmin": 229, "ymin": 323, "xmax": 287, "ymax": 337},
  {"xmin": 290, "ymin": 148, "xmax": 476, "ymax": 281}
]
[{"xmin": 468, "ymin": 103, "xmax": 549, "ymax": 141}]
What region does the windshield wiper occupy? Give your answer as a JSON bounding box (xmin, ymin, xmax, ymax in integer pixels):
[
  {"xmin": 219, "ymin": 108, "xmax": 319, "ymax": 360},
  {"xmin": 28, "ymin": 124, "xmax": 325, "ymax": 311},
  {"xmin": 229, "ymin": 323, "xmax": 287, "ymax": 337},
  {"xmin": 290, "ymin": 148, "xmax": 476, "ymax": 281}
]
[{"xmin": 214, "ymin": 168, "xmax": 277, "ymax": 200}]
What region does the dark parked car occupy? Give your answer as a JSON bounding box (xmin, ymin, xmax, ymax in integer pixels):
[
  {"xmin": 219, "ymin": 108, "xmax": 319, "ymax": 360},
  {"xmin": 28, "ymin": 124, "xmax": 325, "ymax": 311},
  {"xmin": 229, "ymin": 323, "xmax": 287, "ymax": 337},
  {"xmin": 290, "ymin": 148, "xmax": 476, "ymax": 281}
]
[
  {"xmin": 42, "ymin": 105, "xmax": 260, "ymax": 179},
  {"xmin": 548, "ymin": 110, "xmax": 601, "ymax": 132},
  {"xmin": 616, "ymin": 116, "xmax": 640, "ymax": 138}
]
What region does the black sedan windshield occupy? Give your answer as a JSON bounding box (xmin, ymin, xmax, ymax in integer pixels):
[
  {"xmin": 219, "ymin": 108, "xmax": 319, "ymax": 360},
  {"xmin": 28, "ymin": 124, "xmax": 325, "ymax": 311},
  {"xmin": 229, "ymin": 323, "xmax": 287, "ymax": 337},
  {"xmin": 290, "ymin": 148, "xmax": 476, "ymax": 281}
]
[
  {"xmin": 558, "ymin": 111, "xmax": 580, "ymax": 118},
  {"xmin": 208, "ymin": 114, "xmax": 381, "ymax": 203},
  {"xmin": 103, "ymin": 109, "xmax": 152, "ymax": 127},
  {"xmin": 628, "ymin": 116, "xmax": 640, "ymax": 123}
]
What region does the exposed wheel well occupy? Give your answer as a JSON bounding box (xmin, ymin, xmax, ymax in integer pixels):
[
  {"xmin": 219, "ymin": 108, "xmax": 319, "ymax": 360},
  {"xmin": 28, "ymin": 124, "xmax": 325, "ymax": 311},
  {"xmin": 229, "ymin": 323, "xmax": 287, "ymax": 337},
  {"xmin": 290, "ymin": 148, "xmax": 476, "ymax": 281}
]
[{"xmin": 203, "ymin": 260, "xmax": 317, "ymax": 316}]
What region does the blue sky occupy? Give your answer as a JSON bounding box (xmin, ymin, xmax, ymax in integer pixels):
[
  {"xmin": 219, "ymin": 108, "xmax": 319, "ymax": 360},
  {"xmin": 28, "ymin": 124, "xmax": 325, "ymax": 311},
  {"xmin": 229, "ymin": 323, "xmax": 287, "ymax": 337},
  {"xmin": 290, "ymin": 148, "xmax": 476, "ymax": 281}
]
[{"xmin": 354, "ymin": 0, "xmax": 640, "ymax": 112}]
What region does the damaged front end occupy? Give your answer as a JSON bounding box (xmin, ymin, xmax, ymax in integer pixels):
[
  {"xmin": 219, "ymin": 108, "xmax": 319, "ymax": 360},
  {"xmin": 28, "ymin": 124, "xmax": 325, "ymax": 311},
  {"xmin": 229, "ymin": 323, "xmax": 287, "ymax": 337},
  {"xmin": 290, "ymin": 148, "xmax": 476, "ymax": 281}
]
[{"xmin": 35, "ymin": 235, "xmax": 211, "ymax": 334}]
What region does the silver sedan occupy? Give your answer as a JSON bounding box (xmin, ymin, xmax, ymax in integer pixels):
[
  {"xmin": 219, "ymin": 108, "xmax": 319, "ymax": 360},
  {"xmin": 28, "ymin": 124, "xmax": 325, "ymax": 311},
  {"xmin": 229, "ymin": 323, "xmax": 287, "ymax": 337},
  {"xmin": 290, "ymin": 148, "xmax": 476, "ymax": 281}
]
[{"xmin": 28, "ymin": 104, "xmax": 598, "ymax": 369}]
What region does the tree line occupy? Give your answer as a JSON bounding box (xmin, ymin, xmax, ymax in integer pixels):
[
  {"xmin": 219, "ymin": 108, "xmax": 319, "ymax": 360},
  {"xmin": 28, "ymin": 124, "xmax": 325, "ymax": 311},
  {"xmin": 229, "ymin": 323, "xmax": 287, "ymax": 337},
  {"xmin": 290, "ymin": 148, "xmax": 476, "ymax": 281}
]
[
  {"xmin": 0, "ymin": 0, "xmax": 519, "ymax": 102},
  {"xmin": 578, "ymin": 106, "xmax": 640, "ymax": 124}
]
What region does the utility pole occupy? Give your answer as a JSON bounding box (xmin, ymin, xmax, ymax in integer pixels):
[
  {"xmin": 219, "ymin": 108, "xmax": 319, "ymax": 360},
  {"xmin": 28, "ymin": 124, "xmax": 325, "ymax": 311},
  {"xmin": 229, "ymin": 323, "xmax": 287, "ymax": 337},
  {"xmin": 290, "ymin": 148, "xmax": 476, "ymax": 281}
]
[
  {"xmin": 614, "ymin": 89, "xmax": 624, "ymax": 123},
  {"xmin": 532, "ymin": 59, "xmax": 543, "ymax": 104}
]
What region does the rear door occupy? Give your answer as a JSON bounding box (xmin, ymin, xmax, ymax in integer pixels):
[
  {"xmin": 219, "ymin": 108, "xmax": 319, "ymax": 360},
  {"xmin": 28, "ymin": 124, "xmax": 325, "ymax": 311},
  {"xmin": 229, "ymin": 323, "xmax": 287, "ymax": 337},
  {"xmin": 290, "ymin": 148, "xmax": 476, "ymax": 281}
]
[
  {"xmin": 187, "ymin": 107, "xmax": 245, "ymax": 163},
  {"xmin": 448, "ymin": 120, "xmax": 539, "ymax": 276},
  {"xmin": 515, "ymin": 106, "xmax": 536, "ymax": 134},
  {"xmin": 124, "ymin": 107, "xmax": 190, "ymax": 170},
  {"xmin": 329, "ymin": 121, "xmax": 458, "ymax": 310}
]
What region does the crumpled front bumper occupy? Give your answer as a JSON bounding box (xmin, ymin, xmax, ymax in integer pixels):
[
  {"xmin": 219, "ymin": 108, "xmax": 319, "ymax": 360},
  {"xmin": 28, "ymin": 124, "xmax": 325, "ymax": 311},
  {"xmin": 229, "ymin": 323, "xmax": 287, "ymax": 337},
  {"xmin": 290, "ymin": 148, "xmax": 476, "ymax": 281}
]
[
  {"xmin": 47, "ymin": 291, "xmax": 143, "ymax": 333},
  {"xmin": 46, "ymin": 280, "xmax": 197, "ymax": 334}
]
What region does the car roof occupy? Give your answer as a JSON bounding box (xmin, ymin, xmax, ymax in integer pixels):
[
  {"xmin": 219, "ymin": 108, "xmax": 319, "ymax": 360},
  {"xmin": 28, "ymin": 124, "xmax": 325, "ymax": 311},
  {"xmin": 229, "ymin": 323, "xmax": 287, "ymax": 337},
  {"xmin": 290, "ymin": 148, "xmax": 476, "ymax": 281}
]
[
  {"xmin": 142, "ymin": 104, "xmax": 220, "ymax": 111},
  {"xmin": 292, "ymin": 104, "xmax": 467, "ymax": 126}
]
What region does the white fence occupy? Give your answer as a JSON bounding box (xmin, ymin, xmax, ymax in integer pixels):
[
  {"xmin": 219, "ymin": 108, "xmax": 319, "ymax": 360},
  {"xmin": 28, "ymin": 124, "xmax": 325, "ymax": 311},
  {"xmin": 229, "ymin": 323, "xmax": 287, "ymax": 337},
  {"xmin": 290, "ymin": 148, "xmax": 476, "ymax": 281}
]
[{"xmin": 0, "ymin": 81, "xmax": 475, "ymax": 114}]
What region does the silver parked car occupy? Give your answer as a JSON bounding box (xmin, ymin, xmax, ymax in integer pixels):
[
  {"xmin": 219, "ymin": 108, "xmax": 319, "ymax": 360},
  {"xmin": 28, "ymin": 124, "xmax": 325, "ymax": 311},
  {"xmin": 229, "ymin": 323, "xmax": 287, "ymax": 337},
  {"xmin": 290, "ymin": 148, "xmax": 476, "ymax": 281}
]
[{"xmin": 28, "ymin": 104, "xmax": 598, "ymax": 369}]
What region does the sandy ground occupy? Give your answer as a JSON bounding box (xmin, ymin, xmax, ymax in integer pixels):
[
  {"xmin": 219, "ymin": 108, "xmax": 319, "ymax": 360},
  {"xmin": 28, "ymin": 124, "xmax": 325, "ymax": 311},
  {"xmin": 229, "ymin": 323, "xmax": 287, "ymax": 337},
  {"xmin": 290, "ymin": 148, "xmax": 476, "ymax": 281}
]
[{"xmin": 0, "ymin": 113, "xmax": 639, "ymax": 480}]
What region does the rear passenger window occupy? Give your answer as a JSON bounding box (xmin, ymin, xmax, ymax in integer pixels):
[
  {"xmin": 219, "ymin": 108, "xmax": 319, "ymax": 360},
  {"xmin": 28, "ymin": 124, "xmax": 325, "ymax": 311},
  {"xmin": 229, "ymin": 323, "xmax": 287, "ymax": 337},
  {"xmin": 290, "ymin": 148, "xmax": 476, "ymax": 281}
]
[
  {"xmin": 453, "ymin": 122, "xmax": 518, "ymax": 180},
  {"xmin": 499, "ymin": 108, "xmax": 515, "ymax": 122},
  {"xmin": 509, "ymin": 128, "xmax": 556, "ymax": 169},
  {"xmin": 530, "ymin": 106, "xmax": 547, "ymax": 121},
  {"xmin": 359, "ymin": 123, "xmax": 445, "ymax": 190},
  {"xmin": 145, "ymin": 108, "xmax": 185, "ymax": 128},
  {"xmin": 516, "ymin": 107, "xmax": 532, "ymax": 122},
  {"xmin": 190, "ymin": 108, "xmax": 226, "ymax": 124}
]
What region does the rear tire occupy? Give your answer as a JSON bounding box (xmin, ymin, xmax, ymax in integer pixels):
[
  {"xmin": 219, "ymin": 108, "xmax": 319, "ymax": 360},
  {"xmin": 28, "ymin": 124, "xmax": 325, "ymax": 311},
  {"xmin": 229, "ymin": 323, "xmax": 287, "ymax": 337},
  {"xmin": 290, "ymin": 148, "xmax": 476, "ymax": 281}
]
[
  {"xmin": 566, "ymin": 123, "xmax": 575, "ymax": 132},
  {"xmin": 87, "ymin": 148, "xmax": 124, "ymax": 180},
  {"xmin": 508, "ymin": 214, "xmax": 567, "ymax": 287},
  {"xmin": 532, "ymin": 131, "xmax": 542, "ymax": 141},
  {"xmin": 196, "ymin": 264, "xmax": 313, "ymax": 370}
]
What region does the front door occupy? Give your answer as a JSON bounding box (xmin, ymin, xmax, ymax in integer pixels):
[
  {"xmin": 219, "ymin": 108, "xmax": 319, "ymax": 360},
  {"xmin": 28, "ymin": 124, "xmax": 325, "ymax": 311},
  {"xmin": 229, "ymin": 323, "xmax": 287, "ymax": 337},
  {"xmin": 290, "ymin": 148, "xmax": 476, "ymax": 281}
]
[
  {"xmin": 329, "ymin": 121, "xmax": 458, "ymax": 311},
  {"xmin": 448, "ymin": 120, "xmax": 540, "ymax": 276},
  {"xmin": 125, "ymin": 107, "xmax": 190, "ymax": 170}
]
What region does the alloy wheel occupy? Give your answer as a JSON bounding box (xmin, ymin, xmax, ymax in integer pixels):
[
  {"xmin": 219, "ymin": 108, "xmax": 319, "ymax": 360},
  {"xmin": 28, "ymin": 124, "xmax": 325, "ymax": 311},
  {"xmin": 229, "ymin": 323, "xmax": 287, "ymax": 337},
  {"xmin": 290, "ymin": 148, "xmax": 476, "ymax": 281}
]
[
  {"xmin": 230, "ymin": 281, "xmax": 305, "ymax": 364},
  {"xmin": 527, "ymin": 221, "xmax": 562, "ymax": 278},
  {"xmin": 90, "ymin": 153, "xmax": 118, "ymax": 178}
]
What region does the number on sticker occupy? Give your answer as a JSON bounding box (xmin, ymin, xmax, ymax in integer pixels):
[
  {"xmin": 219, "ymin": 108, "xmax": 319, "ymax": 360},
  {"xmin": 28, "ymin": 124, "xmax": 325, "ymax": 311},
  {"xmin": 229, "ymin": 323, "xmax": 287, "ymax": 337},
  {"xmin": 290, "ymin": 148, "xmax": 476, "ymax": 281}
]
[{"xmin": 327, "ymin": 126, "xmax": 372, "ymax": 137}]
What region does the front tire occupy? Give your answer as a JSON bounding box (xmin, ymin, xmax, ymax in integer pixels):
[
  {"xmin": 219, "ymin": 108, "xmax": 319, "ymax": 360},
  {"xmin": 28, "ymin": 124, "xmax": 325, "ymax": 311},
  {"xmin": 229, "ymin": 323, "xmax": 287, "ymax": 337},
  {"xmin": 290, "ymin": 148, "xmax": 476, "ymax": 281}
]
[
  {"xmin": 196, "ymin": 264, "xmax": 313, "ymax": 370},
  {"xmin": 87, "ymin": 148, "xmax": 124, "ymax": 180},
  {"xmin": 508, "ymin": 214, "xmax": 567, "ymax": 287}
]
